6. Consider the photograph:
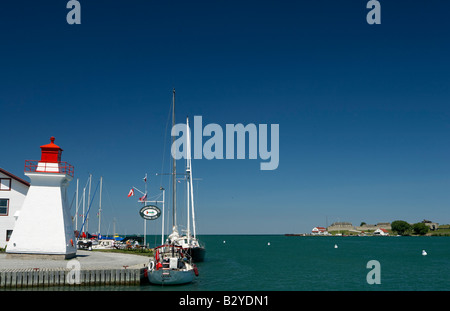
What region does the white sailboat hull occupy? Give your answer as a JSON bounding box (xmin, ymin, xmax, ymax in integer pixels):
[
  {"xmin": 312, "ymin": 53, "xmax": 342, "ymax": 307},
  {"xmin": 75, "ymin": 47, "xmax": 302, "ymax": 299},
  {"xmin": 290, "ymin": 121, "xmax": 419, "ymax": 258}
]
[{"xmin": 148, "ymin": 269, "xmax": 195, "ymax": 285}]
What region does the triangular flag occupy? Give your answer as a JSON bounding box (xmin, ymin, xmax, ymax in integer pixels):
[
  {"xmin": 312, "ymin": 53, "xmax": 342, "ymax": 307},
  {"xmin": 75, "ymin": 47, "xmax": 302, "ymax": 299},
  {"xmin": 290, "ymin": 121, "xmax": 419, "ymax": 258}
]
[
  {"xmin": 128, "ymin": 188, "xmax": 135, "ymax": 197},
  {"xmin": 139, "ymin": 193, "xmax": 147, "ymax": 202}
]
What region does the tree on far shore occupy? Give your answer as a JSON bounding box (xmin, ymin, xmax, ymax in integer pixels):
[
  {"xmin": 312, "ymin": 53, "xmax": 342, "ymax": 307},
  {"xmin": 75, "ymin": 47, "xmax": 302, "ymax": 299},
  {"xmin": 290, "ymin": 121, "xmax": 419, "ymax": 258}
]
[
  {"xmin": 412, "ymin": 223, "xmax": 429, "ymax": 235},
  {"xmin": 391, "ymin": 220, "xmax": 412, "ymax": 236}
]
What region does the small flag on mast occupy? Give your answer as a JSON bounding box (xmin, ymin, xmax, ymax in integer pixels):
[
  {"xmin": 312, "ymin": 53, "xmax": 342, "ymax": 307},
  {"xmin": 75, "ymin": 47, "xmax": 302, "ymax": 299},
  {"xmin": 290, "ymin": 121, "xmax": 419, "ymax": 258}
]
[
  {"xmin": 143, "ymin": 174, "xmax": 147, "ymax": 183},
  {"xmin": 127, "ymin": 188, "xmax": 135, "ymax": 197},
  {"xmin": 139, "ymin": 193, "xmax": 147, "ymax": 202}
]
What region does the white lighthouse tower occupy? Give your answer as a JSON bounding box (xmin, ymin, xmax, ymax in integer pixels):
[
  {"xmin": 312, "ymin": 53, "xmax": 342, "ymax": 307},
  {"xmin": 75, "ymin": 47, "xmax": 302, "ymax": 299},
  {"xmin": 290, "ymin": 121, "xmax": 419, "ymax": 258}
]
[{"xmin": 6, "ymin": 137, "xmax": 77, "ymax": 259}]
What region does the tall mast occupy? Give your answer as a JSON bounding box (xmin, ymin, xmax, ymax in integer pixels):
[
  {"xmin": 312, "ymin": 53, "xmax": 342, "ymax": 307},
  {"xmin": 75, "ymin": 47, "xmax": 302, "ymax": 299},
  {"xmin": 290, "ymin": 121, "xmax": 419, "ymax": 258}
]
[
  {"xmin": 186, "ymin": 116, "xmax": 191, "ymax": 240},
  {"xmin": 161, "ymin": 187, "xmax": 165, "ymax": 245},
  {"xmin": 75, "ymin": 178, "xmax": 79, "ymax": 231},
  {"xmin": 189, "ymin": 136, "xmax": 197, "ymax": 239},
  {"xmin": 86, "ymin": 174, "xmax": 92, "ymax": 233},
  {"xmin": 98, "ymin": 176, "xmax": 103, "ymax": 236},
  {"xmin": 82, "ymin": 187, "xmax": 85, "ymax": 234},
  {"xmin": 172, "ymin": 88, "xmax": 177, "ymax": 231}
]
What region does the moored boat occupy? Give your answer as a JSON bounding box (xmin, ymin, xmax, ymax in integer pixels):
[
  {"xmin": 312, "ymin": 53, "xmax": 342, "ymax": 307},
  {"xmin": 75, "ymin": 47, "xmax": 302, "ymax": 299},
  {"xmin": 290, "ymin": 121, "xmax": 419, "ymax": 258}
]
[
  {"xmin": 166, "ymin": 114, "xmax": 206, "ymax": 262},
  {"xmin": 168, "ymin": 229, "xmax": 206, "ymax": 262},
  {"xmin": 146, "ymin": 244, "xmax": 198, "ymax": 285}
]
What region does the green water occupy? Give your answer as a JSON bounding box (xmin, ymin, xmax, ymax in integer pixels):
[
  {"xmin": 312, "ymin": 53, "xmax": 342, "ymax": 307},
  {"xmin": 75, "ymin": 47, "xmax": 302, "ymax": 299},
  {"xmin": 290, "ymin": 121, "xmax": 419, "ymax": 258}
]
[
  {"xmin": 129, "ymin": 235, "xmax": 450, "ymax": 291},
  {"xmin": 26, "ymin": 235, "xmax": 449, "ymax": 291}
]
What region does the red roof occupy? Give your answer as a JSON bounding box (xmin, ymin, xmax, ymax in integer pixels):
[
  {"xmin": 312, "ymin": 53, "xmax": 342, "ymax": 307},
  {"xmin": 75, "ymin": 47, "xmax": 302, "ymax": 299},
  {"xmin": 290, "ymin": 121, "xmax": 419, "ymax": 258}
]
[
  {"xmin": 40, "ymin": 136, "xmax": 63, "ymax": 151},
  {"xmin": 312, "ymin": 227, "xmax": 327, "ymax": 232}
]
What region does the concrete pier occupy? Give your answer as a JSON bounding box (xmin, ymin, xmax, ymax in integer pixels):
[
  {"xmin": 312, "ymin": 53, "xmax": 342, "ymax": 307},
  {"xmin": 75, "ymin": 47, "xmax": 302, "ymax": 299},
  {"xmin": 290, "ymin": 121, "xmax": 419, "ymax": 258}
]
[{"xmin": 0, "ymin": 250, "xmax": 149, "ymax": 288}]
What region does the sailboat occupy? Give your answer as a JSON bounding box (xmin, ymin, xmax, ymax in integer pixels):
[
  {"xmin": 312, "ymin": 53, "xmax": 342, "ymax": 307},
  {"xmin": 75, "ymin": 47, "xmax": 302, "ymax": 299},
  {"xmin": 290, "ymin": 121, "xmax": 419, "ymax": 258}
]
[
  {"xmin": 146, "ymin": 89, "xmax": 200, "ymax": 285},
  {"xmin": 167, "ymin": 115, "xmax": 206, "ymax": 262},
  {"xmin": 146, "ymin": 244, "xmax": 198, "ymax": 285}
]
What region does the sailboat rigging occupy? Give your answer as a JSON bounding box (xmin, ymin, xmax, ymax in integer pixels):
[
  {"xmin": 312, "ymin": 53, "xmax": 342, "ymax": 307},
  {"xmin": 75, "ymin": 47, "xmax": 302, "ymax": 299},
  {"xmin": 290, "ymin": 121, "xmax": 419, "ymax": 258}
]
[
  {"xmin": 146, "ymin": 89, "xmax": 202, "ymax": 285},
  {"xmin": 165, "ymin": 90, "xmax": 205, "ymax": 262}
]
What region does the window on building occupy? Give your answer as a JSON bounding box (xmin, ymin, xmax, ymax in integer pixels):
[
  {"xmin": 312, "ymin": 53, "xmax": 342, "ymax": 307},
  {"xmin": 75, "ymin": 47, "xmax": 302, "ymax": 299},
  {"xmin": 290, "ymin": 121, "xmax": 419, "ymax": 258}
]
[
  {"xmin": 6, "ymin": 230, "xmax": 13, "ymax": 241},
  {"xmin": 0, "ymin": 199, "xmax": 9, "ymax": 216},
  {"xmin": 0, "ymin": 178, "xmax": 11, "ymax": 191}
]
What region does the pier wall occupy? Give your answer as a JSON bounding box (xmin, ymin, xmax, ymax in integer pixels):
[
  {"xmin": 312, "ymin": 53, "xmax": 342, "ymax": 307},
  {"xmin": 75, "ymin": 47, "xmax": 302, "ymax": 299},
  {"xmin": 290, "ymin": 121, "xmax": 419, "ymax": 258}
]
[{"xmin": 0, "ymin": 267, "xmax": 145, "ymax": 288}]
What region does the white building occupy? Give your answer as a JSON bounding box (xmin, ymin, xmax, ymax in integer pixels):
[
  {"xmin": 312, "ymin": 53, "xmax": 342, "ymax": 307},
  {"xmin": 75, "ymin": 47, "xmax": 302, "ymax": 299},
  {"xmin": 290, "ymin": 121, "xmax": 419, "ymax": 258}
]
[
  {"xmin": 0, "ymin": 168, "xmax": 30, "ymax": 248},
  {"xmin": 373, "ymin": 228, "xmax": 389, "ymax": 236},
  {"xmin": 312, "ymin": 227, "xmax": 328, "ymax": 235}
]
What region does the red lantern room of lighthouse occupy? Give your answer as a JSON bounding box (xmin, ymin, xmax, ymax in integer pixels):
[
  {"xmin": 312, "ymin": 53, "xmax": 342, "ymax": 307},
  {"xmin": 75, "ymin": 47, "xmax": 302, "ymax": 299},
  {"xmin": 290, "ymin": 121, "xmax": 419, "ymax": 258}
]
[
  {"xmin": 7, "ymin": 137, "xmax": 77, "ymax": 259},
  {"xmin": 24, "ymin": 136, "xmax": 74, "ymax": 177},
  {"xmin": 40, "ymin": 136, "xmax": 62, "ymax": 162}
]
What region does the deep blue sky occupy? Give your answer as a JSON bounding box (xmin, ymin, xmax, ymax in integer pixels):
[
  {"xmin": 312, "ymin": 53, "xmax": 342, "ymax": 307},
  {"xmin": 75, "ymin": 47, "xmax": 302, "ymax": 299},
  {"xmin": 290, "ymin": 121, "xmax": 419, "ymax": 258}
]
[{"xmin": 1, "ymin": 1, "xmax": 449, "ymax": 234}]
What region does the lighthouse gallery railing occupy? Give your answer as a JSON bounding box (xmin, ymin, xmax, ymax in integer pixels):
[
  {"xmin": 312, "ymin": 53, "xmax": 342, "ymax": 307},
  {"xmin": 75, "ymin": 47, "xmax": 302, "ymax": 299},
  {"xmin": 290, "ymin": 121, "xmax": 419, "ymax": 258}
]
[{"xmin": 24, "ymin": 160, "xmax": 74, "ymax": 178}]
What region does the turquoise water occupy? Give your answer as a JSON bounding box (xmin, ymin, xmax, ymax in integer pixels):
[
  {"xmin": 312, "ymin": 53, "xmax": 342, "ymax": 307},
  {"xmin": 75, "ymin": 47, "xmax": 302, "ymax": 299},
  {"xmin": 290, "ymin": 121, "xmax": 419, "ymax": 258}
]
[
  {"xmin": 133, "ymin": 235, "xmax": 450, "ymax": 291},
  {"xmin": 26, "ymin": 235, "xmax": 449, "ymax": 291}
]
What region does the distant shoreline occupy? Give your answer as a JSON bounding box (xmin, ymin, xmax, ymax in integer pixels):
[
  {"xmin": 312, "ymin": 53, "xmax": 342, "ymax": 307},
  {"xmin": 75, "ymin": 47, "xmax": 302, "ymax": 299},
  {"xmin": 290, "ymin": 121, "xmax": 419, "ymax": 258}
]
[
  {"xmin": 97, "ymin": 233, "xmax": 450, "ymax": 237},
  {"xmin": 284, "ymin": 233, "xmax": 450, "ymax": 237}
]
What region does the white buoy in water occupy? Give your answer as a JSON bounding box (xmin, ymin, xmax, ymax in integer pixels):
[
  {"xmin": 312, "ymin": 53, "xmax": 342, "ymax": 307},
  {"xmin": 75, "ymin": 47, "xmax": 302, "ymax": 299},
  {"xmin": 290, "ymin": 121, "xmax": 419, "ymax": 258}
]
[
  {"xmin": 334, "ymin": 244, "xmax": 338, "ymax": 249},
  {"xmin": 422, "ymin": 250, "xmax": 427, "ymax": 256},
  {"xmin": 267, "ymin": 242, "xmax": 271, "ymax": 246},
  {"xmin": 223, "ymin": 240, "xmax": 226, "ymax": 244}
]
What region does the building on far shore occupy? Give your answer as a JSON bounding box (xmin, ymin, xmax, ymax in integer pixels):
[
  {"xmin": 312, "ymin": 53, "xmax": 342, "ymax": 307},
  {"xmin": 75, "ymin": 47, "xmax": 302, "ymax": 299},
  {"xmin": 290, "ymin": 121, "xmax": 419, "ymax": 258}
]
[
  {"xmin": 356, "ymin": 222, "xmax": 391, "ymax": 232},
  {"xmin": 312, "ymin": 227, "xmax": 328, "ymax": 235},
  {"xmin": 326, "ymin": 222, "xmax": 392, "ymax": 235},
  {"xmin": 326, "ymin": 222, "xmax": 354, "ymax": 232},
  {"xmin": 373, "ymin": 228, "xmax": 389, "ymax": 236},
  {"xmin": 422, "ymin": 219, "xmax": 439, "ymax": 231},
  {"xmin": 0, "ymin": 168, "xmax": 30, "ymax": 248}
]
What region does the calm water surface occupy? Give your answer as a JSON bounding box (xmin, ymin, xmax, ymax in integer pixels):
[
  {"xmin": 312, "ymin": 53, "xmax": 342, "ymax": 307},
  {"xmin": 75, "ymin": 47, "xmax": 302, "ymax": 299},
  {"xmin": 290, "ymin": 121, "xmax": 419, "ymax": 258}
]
[
  {"xmin": 22, "ymin": 235, "xmax": 450, "ymax": 291},
  {"xmin": 111, "ymin": 235, "xmax": 450, "ymax": 291}
]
